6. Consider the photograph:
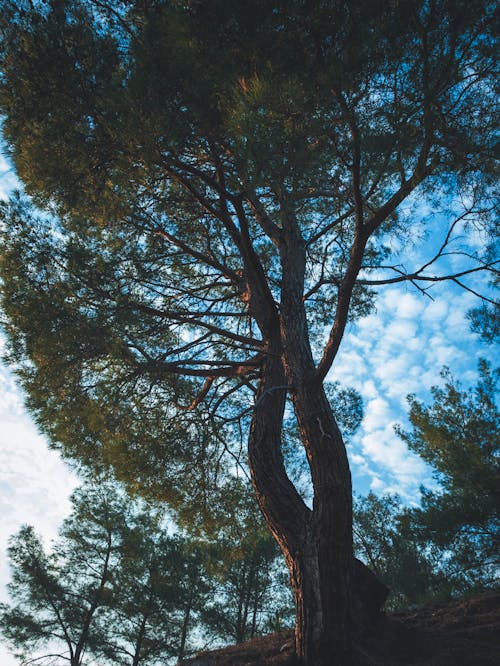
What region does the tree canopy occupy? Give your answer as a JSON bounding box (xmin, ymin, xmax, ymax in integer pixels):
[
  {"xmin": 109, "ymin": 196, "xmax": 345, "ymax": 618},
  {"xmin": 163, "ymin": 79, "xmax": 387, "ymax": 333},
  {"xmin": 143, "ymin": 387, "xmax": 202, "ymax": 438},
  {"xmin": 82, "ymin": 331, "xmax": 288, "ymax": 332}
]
[
  {"xmin": 0, "ymin": 1, "xmax": 498, "ymax": 663},
  {"xmin": 0, "ymin": 0, "xmax": 497, "ymax": 494}
]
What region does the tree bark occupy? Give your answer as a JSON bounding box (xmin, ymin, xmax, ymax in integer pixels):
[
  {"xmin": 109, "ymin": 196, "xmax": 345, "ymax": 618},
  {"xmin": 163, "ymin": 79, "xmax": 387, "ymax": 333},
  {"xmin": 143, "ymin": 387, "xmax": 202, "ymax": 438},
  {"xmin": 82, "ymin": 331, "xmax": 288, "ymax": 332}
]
[
  {"xmin": 246, "ymin": 229, "xmax": 387, "ymax": 664},
  {"xmin": 292, "ymin": 382, "xmax": 356, "ymax": 665},
  {"xmin": 249, "ymin": 366, "xmax": 387, "ymax": 664}
]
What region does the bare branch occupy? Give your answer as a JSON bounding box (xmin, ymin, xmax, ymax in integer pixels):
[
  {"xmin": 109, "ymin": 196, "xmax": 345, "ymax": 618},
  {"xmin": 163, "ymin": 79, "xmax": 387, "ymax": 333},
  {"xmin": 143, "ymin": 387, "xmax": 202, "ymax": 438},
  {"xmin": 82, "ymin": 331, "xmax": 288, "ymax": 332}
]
[{"xmin": 359, "ymin": 261, "xmax": 499, "ymax": 286}]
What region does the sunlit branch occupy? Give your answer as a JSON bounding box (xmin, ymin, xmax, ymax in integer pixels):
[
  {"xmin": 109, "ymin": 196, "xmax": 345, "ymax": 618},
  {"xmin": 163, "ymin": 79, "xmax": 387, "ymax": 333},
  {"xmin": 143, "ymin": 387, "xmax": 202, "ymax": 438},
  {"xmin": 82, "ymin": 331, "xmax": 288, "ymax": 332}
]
[{"xmin": 174, "ymin": 376, "xmax": 214, "ymax": 411}]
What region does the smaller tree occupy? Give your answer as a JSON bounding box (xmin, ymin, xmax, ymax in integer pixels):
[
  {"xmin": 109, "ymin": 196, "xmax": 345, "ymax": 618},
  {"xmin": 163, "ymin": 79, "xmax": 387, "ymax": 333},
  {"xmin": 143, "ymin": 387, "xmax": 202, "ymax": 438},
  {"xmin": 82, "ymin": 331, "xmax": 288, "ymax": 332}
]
[
  {"xmin": 200, "ymin": 480, "xmax": 293, "ymax": 644},
  {"xmin": 0, "ymin": 481, "xmax": 209, "ymax": 666},
  {"xmin": 0, "ymin": 484, "xmax": 129, "ymax": 666},
  {"xmin": 353, "ymin": 493, "xmax": 445, "ymax": 610},
  {"xmin": 397, "ymin": 360, "xmax": 500, "ymax": 590},
  {"xmin": 94, "ymin": 528, "xmax": 211, "ymax": 666}
]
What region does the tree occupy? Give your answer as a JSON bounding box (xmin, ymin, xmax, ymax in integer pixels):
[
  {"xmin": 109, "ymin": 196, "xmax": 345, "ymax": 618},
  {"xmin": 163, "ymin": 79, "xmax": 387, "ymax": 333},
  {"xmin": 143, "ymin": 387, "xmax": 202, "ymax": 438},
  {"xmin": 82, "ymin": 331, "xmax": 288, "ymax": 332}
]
[
  {"xmin": 0, "ymin": 1, "xmax": 497, "ymax": 663},
  {"xmin": 353, "ymin": 493, "xmax": 449, "ymax": 610},
  {"xmin": 0, "ymin": 484, "xmax": 129, "ymax": 666},
  {"xmin": 201, "ymin": 480, "xmax": 293, "ymax": 644},
  {"xmin": 0, "ymin": 482, "xmax": 207, "ymax": 666},
  {"xmin": 354, "ymin": 363, "xmax": 499, "ymax": 608},
  {"xmin": 468, "ymin": 273, "xmax": 500, "ymax": 342},
  {"xmin": 397, "ymin": 360, "xmax": 500, "ymax": 591},
  {"xmin": 91, "ymin": 525, "xmax": 211, "ymax": 666}
]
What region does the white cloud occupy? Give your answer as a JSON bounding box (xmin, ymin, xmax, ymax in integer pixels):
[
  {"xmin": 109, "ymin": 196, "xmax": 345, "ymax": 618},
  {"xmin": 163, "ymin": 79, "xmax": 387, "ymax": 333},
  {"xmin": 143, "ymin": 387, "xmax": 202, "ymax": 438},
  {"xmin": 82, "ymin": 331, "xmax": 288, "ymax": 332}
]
[
  {"xmin": 331, "ymin": 276, "xmax": 496, "ymax": 501},
  {"xmin": 422, "ymin": 299, "xmax": 448, "ymax": 323},
  {"xmin": 392, "ymin": 292, "xmax": 426, "ymax": 319},
  {"xmin": 0, "ymin": 154, "xmax": 19, "ymax": 200}
]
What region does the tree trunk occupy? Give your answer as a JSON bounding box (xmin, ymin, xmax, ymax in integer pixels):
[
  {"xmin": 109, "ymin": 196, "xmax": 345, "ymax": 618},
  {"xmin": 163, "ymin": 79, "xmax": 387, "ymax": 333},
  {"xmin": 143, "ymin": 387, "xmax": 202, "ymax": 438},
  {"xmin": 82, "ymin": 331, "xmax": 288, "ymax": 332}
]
[
  {"xmin": 177, "ymin": 592, "xmax": 193, "ymax": 665},
  {"xmin": 248, "ymin": 335, "xmax": 386, "ymax": 664},
  {"xmin": 132, "ymin": 613, "xmax": 148, "ymax": 666},
  {"xmin": 291, "ymin": 382, "xmax": 357, "ymax": 665},
  {"xmin": 249, "ymin": 368, "xmax": 387, "ymax": 665},
  {"xmin": 246, "ymin": 225, "xmax": 386, "ymax": 664}
]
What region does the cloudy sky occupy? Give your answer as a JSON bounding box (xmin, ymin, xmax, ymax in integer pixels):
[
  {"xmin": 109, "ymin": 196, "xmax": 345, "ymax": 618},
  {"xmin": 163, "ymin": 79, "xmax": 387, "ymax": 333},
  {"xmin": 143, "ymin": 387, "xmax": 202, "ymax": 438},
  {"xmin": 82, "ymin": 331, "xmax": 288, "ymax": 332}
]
[{"xmin": 0, "ymin": 152, "xmax": 496, "ymax": 665}]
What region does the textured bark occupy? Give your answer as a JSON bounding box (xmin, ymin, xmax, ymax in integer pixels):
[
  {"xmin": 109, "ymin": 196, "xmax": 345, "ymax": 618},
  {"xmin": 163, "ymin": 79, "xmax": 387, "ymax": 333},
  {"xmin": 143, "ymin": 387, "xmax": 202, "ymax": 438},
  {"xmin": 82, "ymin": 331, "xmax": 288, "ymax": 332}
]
[
  {"xmin": 292, "ymin": 383, "xmax": 356, "ymax": 665},
  {"xmin": 246, "ymin": 228, "xmax": 386, "ymax": 665},
  {"xmin": 250, "ymin": 374, "xmax": 387, "ymax": 664}
]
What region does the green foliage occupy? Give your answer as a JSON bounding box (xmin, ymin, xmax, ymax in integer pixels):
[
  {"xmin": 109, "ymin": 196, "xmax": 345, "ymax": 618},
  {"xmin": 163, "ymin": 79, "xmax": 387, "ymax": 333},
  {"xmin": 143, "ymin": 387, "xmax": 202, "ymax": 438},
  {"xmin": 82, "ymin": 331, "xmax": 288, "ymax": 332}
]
[
  {"xmin": 0, "ymin": 483, "xmax": 131, "ymax": 665},
  {"xmin": 354, "ymin": 362, "xmax": 500, "ymax": 610},
  {"xmin": 397, "ymin": 360, "xmax": 500, "ymax": 589},
  {"xmin": 0, "ymin": 476, "xmax": 292, "ymax": 664},
  {"xmin": 200, "ymin": 480, "xmax": 293, "ymax": 643},
  {"xmin": 0, "ymin": 481, "xmax": 210, "ymax": 665},
  {"xmin": 0, "ymin": 0, "xmax": 496, "ymax": 503},
  {"xmin": 468, "ymin": 274, "xmax": 500, "ymax": 343},
  {"xmin": 353, "ymin": 493, "xmax": 446, "ymax": 610},
  {"xmin": 0, "ymin": 526, "xmax": 68, "ymax": 662}
]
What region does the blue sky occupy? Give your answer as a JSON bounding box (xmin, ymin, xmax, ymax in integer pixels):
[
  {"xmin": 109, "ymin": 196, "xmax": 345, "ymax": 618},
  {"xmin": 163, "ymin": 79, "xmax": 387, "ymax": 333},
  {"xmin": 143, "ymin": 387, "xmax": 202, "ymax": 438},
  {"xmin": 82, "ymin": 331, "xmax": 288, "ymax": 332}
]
[{"xmin": 0, "ymin": 151, "xmax": 496, "ymax": 665}]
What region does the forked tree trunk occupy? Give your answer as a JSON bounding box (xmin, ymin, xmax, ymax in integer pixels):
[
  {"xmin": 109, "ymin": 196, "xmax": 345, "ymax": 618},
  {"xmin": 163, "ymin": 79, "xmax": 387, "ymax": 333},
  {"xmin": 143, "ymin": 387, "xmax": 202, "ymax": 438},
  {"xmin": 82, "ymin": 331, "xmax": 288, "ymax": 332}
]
[
  {"xmin": 248, "ymin": 347, "xmax": 386, "ymax": 665},
  {"xmin": 245, "ymin": 225, "xmax": 386, "ymax": 664}
]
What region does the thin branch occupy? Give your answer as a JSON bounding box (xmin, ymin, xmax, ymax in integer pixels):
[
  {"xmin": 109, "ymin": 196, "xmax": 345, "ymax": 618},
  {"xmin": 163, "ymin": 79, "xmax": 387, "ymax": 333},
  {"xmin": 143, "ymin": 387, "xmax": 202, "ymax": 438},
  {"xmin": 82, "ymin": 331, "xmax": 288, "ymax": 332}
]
[
  {"xmin": 334, "ymin": 88, "xmax": 364, "ymax": 229},
  {"xmin": 129, "ymin": 302, "xmax": 264, "ymax": 348},
  {"xmin": 359, "ymin": 260, "xmax": 499, "ymax": 286},
  {"xmin": 306, "ymin": 207, "xmax": 356, "ymax": 246},
  {"xmin": 316, "ymin": 147, "xmax": 438, "ymax": 380},
  {"xmin": 145, "ymin": 353, "xmax": 265, "ymax": 379},
  {"xmin": 153, "ymin": 226, "xmax": 239, "ymax": 282}
]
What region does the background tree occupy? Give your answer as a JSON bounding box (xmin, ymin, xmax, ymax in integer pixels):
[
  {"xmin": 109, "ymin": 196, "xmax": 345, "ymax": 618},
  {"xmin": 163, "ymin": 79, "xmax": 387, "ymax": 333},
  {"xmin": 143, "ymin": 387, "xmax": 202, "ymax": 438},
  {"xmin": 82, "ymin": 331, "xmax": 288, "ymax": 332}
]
[
  {"xmin": 0, "ymin": 482, "xmax": 208, "ymax": 666},
  {"xmin": 200, "ymin": 480, "xmax": 293, "ymax": 644},
  {"xmin": 397, "ymin": 360, "xmax": 500, "ymax": 591},
  {"xmin": 0, "ymin": 484, "xmax": 129, "ymax": 666},
  {"xmin": 353, "ymin": 493, "xmax": 448, "ymax": 610},
  {"xmin": 91, "ymin": 527, "xmax": 211, "ymax": 666},
  {"xmin": 0, "ymin": 1, "xmax": 498, "ymax": 663},
  {"xmin": 353, "ymin": 362, "xmax": 499, "ymax": 609}
]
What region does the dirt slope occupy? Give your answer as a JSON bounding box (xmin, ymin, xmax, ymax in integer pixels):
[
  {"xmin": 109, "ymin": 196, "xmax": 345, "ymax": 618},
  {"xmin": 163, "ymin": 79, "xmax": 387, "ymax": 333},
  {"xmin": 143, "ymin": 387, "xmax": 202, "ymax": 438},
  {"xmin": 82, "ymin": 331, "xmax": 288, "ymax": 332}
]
[{"xmin": 186, "ymin": 589, "xmax": 500, "ymax": 665}]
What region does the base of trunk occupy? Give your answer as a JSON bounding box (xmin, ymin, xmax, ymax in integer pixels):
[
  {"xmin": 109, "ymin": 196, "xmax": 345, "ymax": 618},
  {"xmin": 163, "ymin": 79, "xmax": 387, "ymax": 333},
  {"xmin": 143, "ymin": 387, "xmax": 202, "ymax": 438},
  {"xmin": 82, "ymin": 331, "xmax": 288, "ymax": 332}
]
[
  {"xmin": 352, "ymin": 557, "xmax": 388, "ymax": 630},
  {"xmin": 293, "ymin": 558, "xmax": 388, "ymax": 666}
]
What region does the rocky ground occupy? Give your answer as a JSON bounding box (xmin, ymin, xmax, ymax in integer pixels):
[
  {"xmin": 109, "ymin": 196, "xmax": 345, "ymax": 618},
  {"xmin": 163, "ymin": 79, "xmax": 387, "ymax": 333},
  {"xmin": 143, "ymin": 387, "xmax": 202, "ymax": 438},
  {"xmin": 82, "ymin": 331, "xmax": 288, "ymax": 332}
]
[{"xmin": 186, "ymin": 589, "xmax": 500, "ymax": 665}]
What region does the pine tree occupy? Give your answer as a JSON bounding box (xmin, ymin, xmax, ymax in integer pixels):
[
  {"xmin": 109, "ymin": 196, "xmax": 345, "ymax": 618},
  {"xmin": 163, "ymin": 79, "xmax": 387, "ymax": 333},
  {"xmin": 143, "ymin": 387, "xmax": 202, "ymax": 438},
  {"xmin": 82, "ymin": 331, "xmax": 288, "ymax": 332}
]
[
  {"xmin": 0, "ymin": 2, "xmax": 497, "ymax": 662},
  {"xmin": 397, "ymin": 361, "xmax": 500, "ymax": 590}
]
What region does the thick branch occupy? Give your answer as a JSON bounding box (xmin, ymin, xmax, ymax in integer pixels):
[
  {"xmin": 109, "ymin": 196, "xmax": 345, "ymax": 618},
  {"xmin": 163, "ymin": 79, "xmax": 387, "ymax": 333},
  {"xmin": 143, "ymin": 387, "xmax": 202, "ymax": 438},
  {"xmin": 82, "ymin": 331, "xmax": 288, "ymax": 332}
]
[
  {"xmin": 316, "ymin": 144, "xmax": 437, "ymax": 381},
  {"xmin": 144, "ymin": 353, "xmax": 265, "ymax": 379},
  {"xmin": 315, "ymin": 228, "xmax": 369, "ymax": 382}
]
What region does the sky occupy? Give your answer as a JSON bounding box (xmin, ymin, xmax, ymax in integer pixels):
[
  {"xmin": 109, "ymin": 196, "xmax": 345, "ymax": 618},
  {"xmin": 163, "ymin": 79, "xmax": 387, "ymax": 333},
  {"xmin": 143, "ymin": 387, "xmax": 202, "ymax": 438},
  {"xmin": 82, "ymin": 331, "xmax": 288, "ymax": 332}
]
[{"xmin": 0, "ymin": 153, "xmax": 497, "ymax": 665}]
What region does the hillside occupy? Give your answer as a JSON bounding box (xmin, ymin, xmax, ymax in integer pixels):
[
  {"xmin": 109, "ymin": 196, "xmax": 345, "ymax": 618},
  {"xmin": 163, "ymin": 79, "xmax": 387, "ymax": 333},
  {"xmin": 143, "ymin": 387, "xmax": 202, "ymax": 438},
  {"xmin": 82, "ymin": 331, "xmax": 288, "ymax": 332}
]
[{"xmin": 186, "ymin": 589, "xmax": 500, "ymax": 665}]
